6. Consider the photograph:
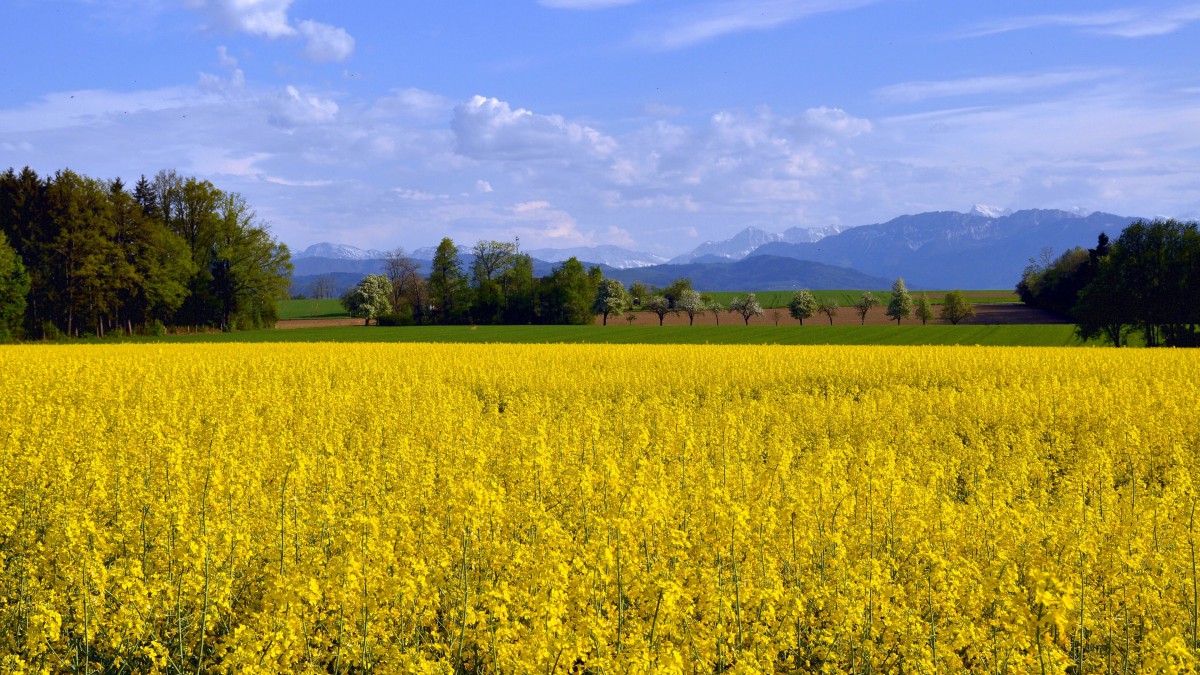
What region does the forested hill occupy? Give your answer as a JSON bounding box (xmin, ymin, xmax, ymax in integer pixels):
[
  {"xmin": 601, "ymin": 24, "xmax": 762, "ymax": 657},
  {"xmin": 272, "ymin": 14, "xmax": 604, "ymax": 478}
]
[{"xmin": 0, "ymin": 166, "xmax": 292, "ymax": 338}]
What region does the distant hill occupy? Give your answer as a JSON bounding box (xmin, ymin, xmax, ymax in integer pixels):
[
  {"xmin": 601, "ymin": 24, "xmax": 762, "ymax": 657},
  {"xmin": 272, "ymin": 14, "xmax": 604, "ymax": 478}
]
[
  {"xmin": 747, "ymin": 209, "xmax": 1134, "ymax": 288},
  {"xmin": 603, "ymin": 255, "xmax": 890, "ymax": 291}
]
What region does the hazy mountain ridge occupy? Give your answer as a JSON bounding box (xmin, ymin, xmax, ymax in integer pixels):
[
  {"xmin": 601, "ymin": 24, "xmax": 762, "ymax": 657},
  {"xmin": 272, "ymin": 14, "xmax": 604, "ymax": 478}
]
[
  {"xmin": 525, "ymin": 245, "xmax": 668, "ymax": 268},
  {"xmin": 602, "ymin": 256, "xmax": 891, "ymax": 292},
  {"xmin": 289, "ymin": 207, "xmax": 1141, "ymax": 295},
  {"xmin": 747, "ymin": 209, "xmax": 1134, "ymax": 288}
]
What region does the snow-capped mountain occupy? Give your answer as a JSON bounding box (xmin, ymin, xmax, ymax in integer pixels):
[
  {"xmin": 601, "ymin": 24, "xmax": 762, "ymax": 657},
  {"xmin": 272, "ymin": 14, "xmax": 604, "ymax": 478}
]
[
  {"xmin": 781, "ymin": 224, "xmax": 846, "ymax": 243},
  {"xmin": 525, "ymin": 245, "xmax": 668, "ymax": 269},
  {"xmin": 968, "ymin": 204, "xmax": 1013, "ymax": 219},
  {"xmin": 669, "ymin": 225, "xmax": 845, "ymax": 264},
  {"xmin": 747, "ymin": 208, "xmax": 1133, "ymax": 288},
  {"xmin": 295, "ymin": 242, "xmax": 387, "ymax": 260}
]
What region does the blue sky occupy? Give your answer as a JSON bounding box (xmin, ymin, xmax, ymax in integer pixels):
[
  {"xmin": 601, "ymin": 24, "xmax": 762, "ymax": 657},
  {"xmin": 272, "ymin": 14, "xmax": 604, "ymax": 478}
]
[{"xmin": 2, "ymin": 1, "xmax": 1199, "ymax": 255}]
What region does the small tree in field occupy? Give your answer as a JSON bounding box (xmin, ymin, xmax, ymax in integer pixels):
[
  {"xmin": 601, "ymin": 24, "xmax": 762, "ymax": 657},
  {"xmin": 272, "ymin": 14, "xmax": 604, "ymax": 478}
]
[
  {"xmin": 886, "ymin": 278, "xmax": 913, "ymax": 324},
  {"xmin": 939, "ymin": 290, "xmax": 976, "ymax": 325},
  {"xmin": 644, "ymin": 295, "xmax": 674, "ymax": 325},
  {"xmin": 817, "ymin": 298, "xmax": 839, "ymax": 325},
  {"xmin": 340, "ymin": 274, "xmax": 392, "ymax": 325},
  {"xmin": 914, "ymin": 293, "xmax": 934, "ymax": 325},
  {"xmin": 729, "ymin": 293, "xmax": 764, "ymax": 325},
  {"xmin": 770, "ymin": 309, "xmax": 783, "ymax": 326},
  {"xmin": 788, "ymin": 289, "xmax": 817, "ymax": 325},
  {"xmin": 853, "ymin": 292, "xmax": 880, "ymax": 325},
  {"xmin": 707, "ymin": 300, "xmax": 724, "ymax": 325},
  {"xmin": 676, "ymin": 289, "xmax": 705, "ymax": 325},
  {"xmin": 624, "ymin": 312, "xmax": 637, "ymax": 325},
  {"xmin": 592, "ymin": 278, "xmax": 628, "ymax": 326}
]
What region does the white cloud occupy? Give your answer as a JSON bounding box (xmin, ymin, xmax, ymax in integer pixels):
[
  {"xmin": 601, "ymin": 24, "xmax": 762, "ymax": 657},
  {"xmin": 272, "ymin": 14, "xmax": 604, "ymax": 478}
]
[
  {"xmin": 217, "ymin": 45, "xmax": 239, "ymax": 68},
  {"xmin": 198, "ymin": 46, "xmax": 246, "ymax": 93},
  {"xmin": 643, "ymin": 0, "xmax": 883, "ymax": 49},
  {"xmin": 393, "ymin": 188, "xmax": 449, "ymax": 201},
  {"xmin": 802, "ymin": 107, "xmax": 872, "ymax": 137},
  {"xmin": 476, "ymin": 180, "xmax": 494, "ymax": 193},
  {"xmin": 451, "ymin": 95, "xmax": 617, "ymax": 161},
  {"xmin": 876, "ymin": 70, "xmax": 1120, "ymax": 103},
  {"xmin": 509, "ymin": 201, "xmax": 591, "ymax": 244},
  {"xmin": 185, "ymin": 0, "xmax": 296, "ymax": 38},
  {"xmin": 961, "ymin": 5, "xmax": 1200, "ymax": 39},
  {"xmin": 183, "ymin": 0, "xmax": 355, "ymax": 62},
  {"xmin": 269, "ymin": 85, "xmax": 338, "ymax": 127},
  {"xmin": 368, "ymin": 88, "xmax": 453, "ymax": 121},
  {"xmin": 297, "ymin": 20, "xmax": 355, "ymax": 62}
]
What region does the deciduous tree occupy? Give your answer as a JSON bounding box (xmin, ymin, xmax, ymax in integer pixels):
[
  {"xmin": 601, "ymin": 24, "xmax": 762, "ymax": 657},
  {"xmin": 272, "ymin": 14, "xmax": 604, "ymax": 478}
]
[
  {"xmin": 788, "ymin": 289, "xmax": 816, "ymax": 325},
  {"xmin": 728, "ymin": 293, "xmax": 764, "ymax": 325},
  {"xmin": 886, "ymin": 278, "xmax": 913, "ymax": 324},
  {"xmin": 817, "ymin": 298, "xmax": 839, "ymax": 325},
  {"xmin": 0, "ymin": 231, "xmax": 29, "ymax": 341},
  {"xmin": 914, "ymin": 293, "xmax": 934, "ymax": 325},
  {"xmin": 853, "ymin": 291, "xmax": 880, "ymax": 325},
  {"xmin": 939, "ymin": 290, "xmax": 976, "ymax": 325},
  {"xmin": 428, "ymin": 238, "xmax": 468, "ymax": 324},
  {"xmin": 643, "ymin": 294, "xmax": 674, "ymax": 326},
  {"xmin": 592, "ymin": 278, "xmax": 628, "ymax": 326},
  {"xmin": 675, "ymin": 288, "xmax": 704, "ymax": 325},
  {"xmin": 341, "ymin": 274, "xmax": 392, "ymax": 325}
]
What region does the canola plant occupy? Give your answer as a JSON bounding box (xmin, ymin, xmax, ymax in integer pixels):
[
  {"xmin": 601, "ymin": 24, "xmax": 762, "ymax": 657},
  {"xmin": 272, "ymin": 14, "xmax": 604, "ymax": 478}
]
[{"xmin": 1, "ymin": 343, "xmax": 1199, "ymax": 673}]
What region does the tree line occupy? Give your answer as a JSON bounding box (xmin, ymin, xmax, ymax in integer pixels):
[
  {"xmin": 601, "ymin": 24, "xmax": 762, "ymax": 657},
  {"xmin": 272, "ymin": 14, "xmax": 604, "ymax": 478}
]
[
  {"xmin": 343, "ymin": 249, "xmax": 979, "ymax": 329},
  {"xmin": 1018, "ymin": 218, "xmax": 1200, "ymax": 347},
  {"xmin": 341, "ymin": 238, "xmax": 602, "ymax": 325},
  {"xmin": 0, "ymin": 167, "xmax": 292, "ymax": 339}
]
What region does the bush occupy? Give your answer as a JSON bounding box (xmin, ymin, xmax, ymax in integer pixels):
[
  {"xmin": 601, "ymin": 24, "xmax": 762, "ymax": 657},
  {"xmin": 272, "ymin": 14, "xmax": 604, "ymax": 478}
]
[{"xmin": 377, "ymin": 309, "xmax": 416, "ymax": 327}]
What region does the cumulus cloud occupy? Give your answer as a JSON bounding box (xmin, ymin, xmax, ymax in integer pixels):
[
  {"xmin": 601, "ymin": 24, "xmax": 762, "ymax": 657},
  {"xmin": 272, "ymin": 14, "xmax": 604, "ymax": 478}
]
[
  {"xmin": 185, "ymin": 0, "xmax": 295, "ymax": 38},
  {"xmin": 802, "ymin": 107, "xmax": 872, "ymax": 137},
  {"xmin": 476, "ymin": 180, "xmax": 494, "ymax": 193},
  {"xmin": 184, "ymin": 0, "xmax": 355, "ymax": 61},
  {"xmin": 198, "ymin": 45, "xmax": 246, "ymax": 94},
  {"xmin": 297, "ymin": 20, "xmax": 355, "ymax": 62},
  {"xmin": 269, "ymin": 85, "xmax": 338, "ymax": 127},
  {"xmin": 452, "ymin": 95, "xmax": 617, "ymax": 161},
  {"xmin": 509, "ymin": 201, "xmax": 591, "ymax": 244}
]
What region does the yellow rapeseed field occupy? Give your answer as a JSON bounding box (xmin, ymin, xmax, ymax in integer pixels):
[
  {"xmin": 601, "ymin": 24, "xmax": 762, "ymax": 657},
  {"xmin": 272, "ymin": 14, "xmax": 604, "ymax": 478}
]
[{"xmin": 1, "ymin": 343, "xmax": 1199, "ymax": 673}]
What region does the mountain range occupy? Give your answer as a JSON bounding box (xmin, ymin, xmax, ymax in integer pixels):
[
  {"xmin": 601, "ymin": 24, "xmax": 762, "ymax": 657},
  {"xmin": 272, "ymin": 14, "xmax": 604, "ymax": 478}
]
[{"xmin": 289, "ymin": 207, "xmax": 1139, "ymax": 296}]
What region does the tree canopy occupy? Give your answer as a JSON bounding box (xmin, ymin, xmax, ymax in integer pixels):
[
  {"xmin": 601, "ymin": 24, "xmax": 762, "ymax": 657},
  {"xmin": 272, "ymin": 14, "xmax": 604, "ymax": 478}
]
[{"xmin": 0, "ymin": 166, "xmax": 291, "ymax": 337}]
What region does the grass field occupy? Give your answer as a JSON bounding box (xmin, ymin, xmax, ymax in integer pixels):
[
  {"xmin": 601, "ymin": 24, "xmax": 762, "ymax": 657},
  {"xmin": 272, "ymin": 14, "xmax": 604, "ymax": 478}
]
[
  {"xmin": 144, "ymin": 323, "xmax": 1089, "ymax": 346},
  {"xmin": 278, "ymin": 298, "xmax": 348, "ymax": 319},
  {"xmin": 700, "ymin": 289, "xmax": 1017, "ymax": 308},
  {"xmin": 278, "ymin": 291, "xmax": 1020, "ymax": 318}
]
